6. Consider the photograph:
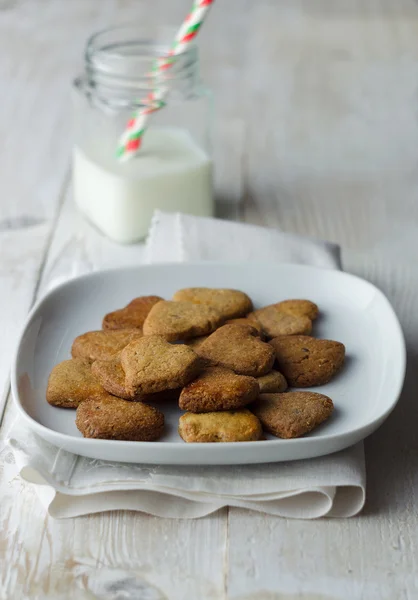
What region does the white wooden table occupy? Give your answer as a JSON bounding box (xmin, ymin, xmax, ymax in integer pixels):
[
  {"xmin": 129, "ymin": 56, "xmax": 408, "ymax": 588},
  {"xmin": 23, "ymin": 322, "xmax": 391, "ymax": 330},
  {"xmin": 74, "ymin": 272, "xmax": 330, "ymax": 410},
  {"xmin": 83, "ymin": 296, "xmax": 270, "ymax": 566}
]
[{"xmin": 1, "ymin": 1, "xmax": 418, "ymax": 598}]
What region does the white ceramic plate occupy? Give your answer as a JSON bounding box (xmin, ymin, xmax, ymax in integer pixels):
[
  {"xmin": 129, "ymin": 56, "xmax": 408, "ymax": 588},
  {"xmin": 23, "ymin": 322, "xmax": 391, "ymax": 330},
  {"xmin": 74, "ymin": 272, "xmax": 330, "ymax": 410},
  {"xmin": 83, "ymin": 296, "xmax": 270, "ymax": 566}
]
[{"xmin": 12, "ymin": 262, "xmax": 405, "ymax": 465}]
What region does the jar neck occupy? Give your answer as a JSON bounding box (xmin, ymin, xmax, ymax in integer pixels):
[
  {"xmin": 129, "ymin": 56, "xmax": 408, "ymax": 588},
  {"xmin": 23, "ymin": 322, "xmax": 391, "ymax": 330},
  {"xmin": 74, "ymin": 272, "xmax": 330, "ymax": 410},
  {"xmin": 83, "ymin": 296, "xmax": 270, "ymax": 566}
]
[{"xmin": 79, "ymin": 25, "xmax": 200, "ymax": 110}]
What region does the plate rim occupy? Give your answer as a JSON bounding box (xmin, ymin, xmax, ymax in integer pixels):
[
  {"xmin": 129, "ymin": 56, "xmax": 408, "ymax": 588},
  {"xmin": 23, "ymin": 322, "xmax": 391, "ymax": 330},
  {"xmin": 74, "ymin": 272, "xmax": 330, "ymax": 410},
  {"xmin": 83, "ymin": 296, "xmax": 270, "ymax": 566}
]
[{"xmin": 11, "ymin": 261, "xmax": 407, "ymax": 458}]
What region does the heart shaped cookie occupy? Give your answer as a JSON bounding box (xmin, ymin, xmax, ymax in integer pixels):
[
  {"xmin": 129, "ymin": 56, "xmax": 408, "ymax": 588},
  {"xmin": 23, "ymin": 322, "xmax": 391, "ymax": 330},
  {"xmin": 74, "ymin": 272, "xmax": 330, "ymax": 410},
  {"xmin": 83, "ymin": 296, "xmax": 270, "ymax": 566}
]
[
  {"xmin": 248, "ymin": 305, "xmax": 312, "ymax": 338},
  {"xmin": 257, "ymin": 370, "xmax": 288, "ymax": 393},
  {"xmin": 173, "ymin": 287, "xmax": 253, "ymax": 320},
  {"xmin": 143, "ymin": 300, "xmax": 223, "ymax": 341},
  {"xmin": 179, "ymin": 409, "xmax": 263, "ymax": 442},
  {"xmin": 121, "ymin": 335, "xmax": 201, "ymax": 396},
  {"xmin": 179, "ymin": 366, "xmax": 259, "ymax": 412},
  {"xmin": 275, "ymin": 299, "xmax": 319, "ymax": 320},
  {"xmin": 252, "ymin": 391, "xmax": 333, "ymax": 438},
  {"xmin": 269, "ymin": 335, "xmax": 345, "ymax": 386},
  {"xmin": 196, "ymin": 324, "xmax": 275, "ymax": 376},
  {"xmin": 92, "ymin": 358, "xmax": 181, "ymax": 402},
  {"xmin": 46, "ymin": 358, "xmax": 107, "ymax": 408},
  {"xmin": 76, "ymin": 395, "xmax": 164, "ymax": 441},
  {"xmin": 71, "ymin": 329, "xmax": 143, "ymax": 363},
  {"xmin": 102, "ymin": 296, "xmax": 163, "ymax": 331}
]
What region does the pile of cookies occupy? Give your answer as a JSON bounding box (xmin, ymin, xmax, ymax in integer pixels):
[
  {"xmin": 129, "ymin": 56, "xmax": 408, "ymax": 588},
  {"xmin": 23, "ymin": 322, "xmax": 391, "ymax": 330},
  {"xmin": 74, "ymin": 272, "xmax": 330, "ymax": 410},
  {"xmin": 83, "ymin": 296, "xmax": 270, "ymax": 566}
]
[{"xmin": 46, "ymin": 288, "xmax": 345, "ymax": 443}]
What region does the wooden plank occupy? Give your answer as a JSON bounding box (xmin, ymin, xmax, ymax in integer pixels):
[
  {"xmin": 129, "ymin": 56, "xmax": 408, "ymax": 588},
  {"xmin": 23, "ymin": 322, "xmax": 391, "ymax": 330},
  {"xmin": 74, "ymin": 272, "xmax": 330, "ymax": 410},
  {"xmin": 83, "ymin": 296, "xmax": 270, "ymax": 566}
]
[
  {"xmin": 0, "ymin": 226, "xmax": 51, "ymax": 417},
  {"xmin": 242, "ymin": 0, "xmax": 418, "ymax": 242}
]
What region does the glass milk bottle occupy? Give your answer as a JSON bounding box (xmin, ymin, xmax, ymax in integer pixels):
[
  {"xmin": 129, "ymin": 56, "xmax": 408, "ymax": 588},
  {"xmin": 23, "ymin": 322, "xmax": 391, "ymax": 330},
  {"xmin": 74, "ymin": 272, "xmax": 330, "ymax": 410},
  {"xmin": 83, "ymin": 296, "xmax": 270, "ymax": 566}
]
[{"xmin": 73, "ymin": 26, "xmax": 214, "ymax": 244}]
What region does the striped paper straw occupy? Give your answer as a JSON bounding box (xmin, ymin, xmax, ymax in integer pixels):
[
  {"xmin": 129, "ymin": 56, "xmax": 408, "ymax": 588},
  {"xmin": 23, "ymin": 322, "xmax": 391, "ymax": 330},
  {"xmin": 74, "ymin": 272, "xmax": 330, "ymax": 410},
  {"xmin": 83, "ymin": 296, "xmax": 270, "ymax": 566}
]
[{"xmin": 117, "ymin": 0, "xmax": 214, "ymax": 162}]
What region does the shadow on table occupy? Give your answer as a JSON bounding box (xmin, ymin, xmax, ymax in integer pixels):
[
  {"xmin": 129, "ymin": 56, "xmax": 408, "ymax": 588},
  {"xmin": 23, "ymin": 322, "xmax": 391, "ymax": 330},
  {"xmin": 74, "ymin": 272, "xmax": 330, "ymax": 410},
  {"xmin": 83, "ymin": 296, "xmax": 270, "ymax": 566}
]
[{"xmin": 215, "ymin": 194, "xmax": 242, "ymax": 222}]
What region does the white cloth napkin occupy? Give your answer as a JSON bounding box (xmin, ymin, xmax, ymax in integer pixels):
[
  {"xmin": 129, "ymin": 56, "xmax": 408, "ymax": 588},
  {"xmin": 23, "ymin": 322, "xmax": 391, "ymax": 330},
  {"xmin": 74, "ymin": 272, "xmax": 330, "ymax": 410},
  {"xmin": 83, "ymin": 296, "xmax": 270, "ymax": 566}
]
[{"xmin": 6, "ymin": 211, "xmax": 365, "ymax": 519}]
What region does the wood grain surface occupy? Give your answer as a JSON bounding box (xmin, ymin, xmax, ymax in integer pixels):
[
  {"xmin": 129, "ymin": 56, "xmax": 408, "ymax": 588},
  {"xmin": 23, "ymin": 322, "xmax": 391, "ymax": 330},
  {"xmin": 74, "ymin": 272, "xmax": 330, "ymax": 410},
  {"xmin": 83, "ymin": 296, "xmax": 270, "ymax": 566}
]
[{"xmin": 1, "ymin": 1, "xmax": 418, "ymax": 598}]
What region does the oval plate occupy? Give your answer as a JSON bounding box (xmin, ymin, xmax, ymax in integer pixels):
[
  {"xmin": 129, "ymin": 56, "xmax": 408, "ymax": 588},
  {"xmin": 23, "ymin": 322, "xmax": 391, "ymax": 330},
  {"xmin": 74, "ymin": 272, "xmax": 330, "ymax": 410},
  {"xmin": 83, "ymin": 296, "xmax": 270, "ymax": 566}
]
[{"xmin": 11, "ymin": 262, "xmax": 405, "ymax": 465}]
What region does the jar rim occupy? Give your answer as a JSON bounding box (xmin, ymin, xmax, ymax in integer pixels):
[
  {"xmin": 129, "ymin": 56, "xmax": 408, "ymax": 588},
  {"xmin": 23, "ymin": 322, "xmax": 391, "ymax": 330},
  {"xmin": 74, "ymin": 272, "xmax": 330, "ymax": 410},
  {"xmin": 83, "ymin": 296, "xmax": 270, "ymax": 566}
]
[
  {"xmin": 79, "ymin": 25, "xmax": 200, "ymax": 110},
  {"xmin": 86, "ymin": 24, "xmax": 198, "ymax": 71}
]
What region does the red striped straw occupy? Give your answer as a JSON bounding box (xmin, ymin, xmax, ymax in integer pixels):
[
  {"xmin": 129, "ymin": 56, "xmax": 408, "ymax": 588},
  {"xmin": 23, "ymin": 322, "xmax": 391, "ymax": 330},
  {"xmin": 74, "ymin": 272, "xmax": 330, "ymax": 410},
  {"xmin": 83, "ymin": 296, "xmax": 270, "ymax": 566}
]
[{"xmin": 117, "ymin": 0, "xmax": 215, "ymax": 161}]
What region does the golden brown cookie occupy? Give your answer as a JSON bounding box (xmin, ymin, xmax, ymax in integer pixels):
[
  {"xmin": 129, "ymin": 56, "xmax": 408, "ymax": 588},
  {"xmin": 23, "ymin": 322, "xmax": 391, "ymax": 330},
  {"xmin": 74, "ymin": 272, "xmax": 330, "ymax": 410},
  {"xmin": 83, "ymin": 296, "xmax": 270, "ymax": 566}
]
[
  {"xmin": 178, "ymin": 409, "xmax": 263, "ymax": 442},
  {"xmin": 225, "ymin": 318, "xmax": 264, "ymax": 337},
  {"xmin": 121, "ymin": 335, "xmax": 201, "ymax": 396},
  {"xmin": 257, "ymin": 370, "xmax": 288, "ymax": 393},
  {"xmin": 248, "ymin": 305, "xmax": 312, "ymax": 338},
  {"xmin": 143, "ymin": 300, "xmax": 223, "ymax": 341},
  {"xmin": 76, "ymin": 395, "xmax": 164, "ymax": 441},
  {"xmin": 173, "ymin": 287, "xmax": 253, "ymax": 320},
  {"xmin": 275, "ymin": 299, "xmax": 319, "ymax": 321},
  {"xmin": 269, "ymin": 335, "xmax": 345, "ymax": 387},
  {"xmin": 46, "ymin": 358, "xmax": 107, "ymax": 408},
  {"xmin": 252, "ymin": 392, "xmax": 333, "ymax": 438},
  {"xmin": 196, "ymin": 324, "xmax": 275, "ymax": 377},
  {"xmin": 91, "ymin": 358, "xmax": 181, "ymax": 402},
  {"xmin": 71, "ymin": 329, "xmax": 143, "ymax": 363},
  {"xmin": 179, "ymin": 367, "xmax": 259, "ymax": 413},
  {"xmin": 103, "ymin": 296, "xmax": 163, "ymax": 331}
]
